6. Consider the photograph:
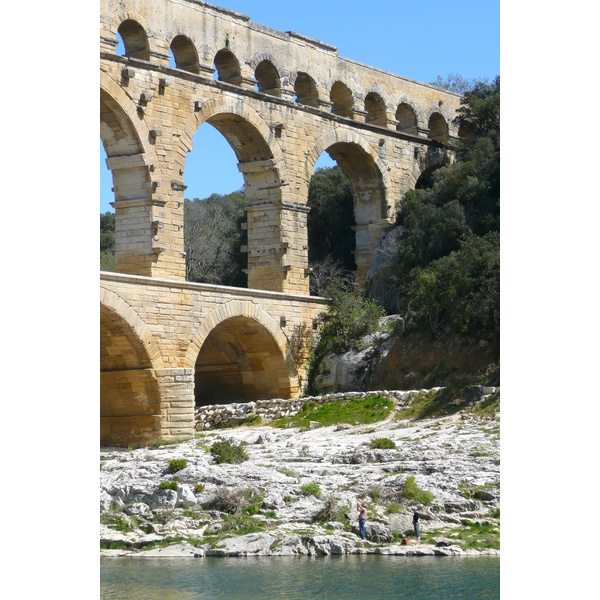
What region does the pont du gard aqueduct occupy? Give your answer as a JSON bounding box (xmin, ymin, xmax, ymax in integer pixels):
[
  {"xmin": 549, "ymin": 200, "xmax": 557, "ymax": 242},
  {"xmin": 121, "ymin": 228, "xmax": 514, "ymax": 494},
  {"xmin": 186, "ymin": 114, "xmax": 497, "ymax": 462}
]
[{"xmin": 100, "ymin": 0, "xmax": 467, "ymax": 447}]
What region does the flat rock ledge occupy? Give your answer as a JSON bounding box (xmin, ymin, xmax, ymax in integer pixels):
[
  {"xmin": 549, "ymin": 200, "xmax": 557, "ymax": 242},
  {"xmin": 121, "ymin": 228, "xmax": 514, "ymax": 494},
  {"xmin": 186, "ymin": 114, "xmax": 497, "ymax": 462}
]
[{"xmin": 100, "ymin": 532, "xmax": 499, "ymax": 559}]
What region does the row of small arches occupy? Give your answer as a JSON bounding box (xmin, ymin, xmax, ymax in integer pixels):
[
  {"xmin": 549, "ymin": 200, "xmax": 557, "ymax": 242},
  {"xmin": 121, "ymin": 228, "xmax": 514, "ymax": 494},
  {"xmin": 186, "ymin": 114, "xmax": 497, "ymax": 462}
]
[{"xmin": 116, "ymin": 19, "xmax": 470, "ymax": 142}]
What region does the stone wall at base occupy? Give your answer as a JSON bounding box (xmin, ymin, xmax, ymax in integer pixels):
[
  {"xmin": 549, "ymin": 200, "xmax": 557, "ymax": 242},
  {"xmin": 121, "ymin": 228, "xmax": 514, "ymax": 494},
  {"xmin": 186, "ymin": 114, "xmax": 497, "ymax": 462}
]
[{"xmin": 194, "ymin": 386, "xmax": 499, "ymax": 430}]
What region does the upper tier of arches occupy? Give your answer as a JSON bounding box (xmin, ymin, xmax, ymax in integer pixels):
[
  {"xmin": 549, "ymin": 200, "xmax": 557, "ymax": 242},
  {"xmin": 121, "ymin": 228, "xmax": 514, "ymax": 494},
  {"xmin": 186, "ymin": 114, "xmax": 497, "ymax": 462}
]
[{"xmin": 105, "ymin": 2, "xmax": 468, "ymax": 142}]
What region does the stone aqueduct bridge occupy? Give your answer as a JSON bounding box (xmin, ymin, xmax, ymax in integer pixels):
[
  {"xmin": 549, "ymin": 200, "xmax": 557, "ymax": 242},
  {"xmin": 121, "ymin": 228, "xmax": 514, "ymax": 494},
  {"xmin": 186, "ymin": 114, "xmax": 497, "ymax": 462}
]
[{"xmin": 100, "ymin": 0, "xmax": 465, "ymax": 446}]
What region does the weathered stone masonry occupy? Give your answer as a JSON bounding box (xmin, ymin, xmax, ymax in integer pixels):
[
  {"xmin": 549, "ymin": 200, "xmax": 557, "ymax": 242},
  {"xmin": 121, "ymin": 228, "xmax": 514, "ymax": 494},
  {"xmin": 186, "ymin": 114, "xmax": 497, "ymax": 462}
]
[{"xmin": 100, "ymin": 0, "xmax": 466, "ymax": 447}]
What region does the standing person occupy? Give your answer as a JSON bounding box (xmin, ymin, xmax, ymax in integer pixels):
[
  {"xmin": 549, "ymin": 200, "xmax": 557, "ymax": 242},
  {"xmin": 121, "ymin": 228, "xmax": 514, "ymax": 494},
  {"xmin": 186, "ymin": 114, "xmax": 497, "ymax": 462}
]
[
  {"xmin": 413, "ymin": 507, "xmax": 421, "ymax": 545},
  {"xmin": 357, "ymin": 501, "xmax": 368, "ymax": 540}
]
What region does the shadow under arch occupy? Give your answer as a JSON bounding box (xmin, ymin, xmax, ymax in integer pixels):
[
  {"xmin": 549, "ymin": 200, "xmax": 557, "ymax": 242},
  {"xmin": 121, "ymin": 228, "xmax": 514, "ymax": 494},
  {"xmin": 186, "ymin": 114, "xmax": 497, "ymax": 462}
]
[
  {"xmin": 306, "ymin": 130, "xmax": 391, "ymax": 285},
  {"xmin": 100, "ymin": 288, "xmax": 165, "ymax": 447},
  {"xmin": 184, "ymin": 301, "xmax": 296, "ymax": 406}
]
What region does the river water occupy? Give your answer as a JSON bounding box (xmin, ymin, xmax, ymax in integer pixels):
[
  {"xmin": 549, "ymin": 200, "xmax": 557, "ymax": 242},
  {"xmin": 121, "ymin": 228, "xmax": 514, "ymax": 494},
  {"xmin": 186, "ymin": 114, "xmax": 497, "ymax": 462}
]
[{"xmin": 101, "ymin": 555, "xmax": 499, "ymax": 599}]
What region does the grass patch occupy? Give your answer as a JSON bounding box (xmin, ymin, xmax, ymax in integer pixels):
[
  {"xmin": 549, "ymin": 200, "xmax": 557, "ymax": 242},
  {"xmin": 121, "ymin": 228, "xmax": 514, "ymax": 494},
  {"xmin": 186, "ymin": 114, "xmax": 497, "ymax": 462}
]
[
  {"xmin": 270, "ymin": 394, "xmax": 392, "ymax": 429},
  {"xmin": 467, "ymin": 392, "xmax": 500, "ymax": 418},
  {"xmin": 395, "ymin": 385, "xmax": 489, "ymax": 421},
  {"xmin": 276, "ymin": 466, "xmax": 299, "ymax": 479},
  {"xmin": 448, "ymin": 521, "xmax": 500, "ymax": 550},
  {"xmin": 100, "ymin": 513, "xmax": 140, "ymax": 533},
  {"xmin": 370, "ymin": 437, "xmax": 397, "ymax": 449},
  {"xmin": 385, "ymin": 502, "xmax": 401, "ymax": 514},
  {"xmin": 220, "ymin": 514, "xmax": 265, "ymax": 536},
  {"xmin": 210, "ymin": 439, "xmax": 248, "ymax": 464}
]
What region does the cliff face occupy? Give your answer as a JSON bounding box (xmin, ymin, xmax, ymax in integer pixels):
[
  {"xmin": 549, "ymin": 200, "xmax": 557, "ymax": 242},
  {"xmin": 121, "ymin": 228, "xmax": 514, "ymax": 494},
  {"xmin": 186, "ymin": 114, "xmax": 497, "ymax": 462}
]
[
  {"xmin": 314, "ymin": 327, "xmax": 499, "ymax": 396},
  {"xmin": 370, "ymin": 333, "xmax": 499, "ymax": 390}
]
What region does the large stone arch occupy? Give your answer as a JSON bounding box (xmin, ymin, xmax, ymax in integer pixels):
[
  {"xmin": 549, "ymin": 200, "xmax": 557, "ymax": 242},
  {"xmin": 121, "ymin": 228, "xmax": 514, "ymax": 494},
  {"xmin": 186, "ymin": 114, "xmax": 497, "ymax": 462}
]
[
  {"xmin": 100, "ymin": 72, "xmax": 158, "ymax": 169},
  {"xmin": 184, "ymin": 300, "xmax": 290, "ymax": 369},
  {"xmin": 181, "ymin": 97, "xmax": 293, "ymax": 291},
  {"xmin": 100, "ymin": 72, "xmax": 159, "ymax": 276},
  {"xmin": 305, "ymin": 129, "xmax": 392, "ymax": 286},
  {"xmin": 185, "ymin": 301, "xmax": 296, "ymax": 405},
  {"xmin": 100, "ymin": 288, "xmax": 164, "ymax": 369},
  {"xmin": 100, "ymin": 288, "xmax": 164, "ymax": 447},
  {"xmin": 180, "ymin": 95, "xmax": 287, "ymax": 190}
]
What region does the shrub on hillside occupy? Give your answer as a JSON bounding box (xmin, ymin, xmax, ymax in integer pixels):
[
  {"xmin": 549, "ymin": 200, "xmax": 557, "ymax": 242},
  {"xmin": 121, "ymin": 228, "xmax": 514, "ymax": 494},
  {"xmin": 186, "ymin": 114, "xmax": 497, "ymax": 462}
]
[
  {"xmin": 401, "ymin": 475, "xmax": 434, "ymax": 505},
  {"xmin": 168, "ymin": 459, "xmax": 188, "ymax": 473},
  {"xmin": 158, "ymin": 480, "xmax": 178, "ymax": 491},
  {"xmin": 300, "ymin": 482, "xmax": 322, "ymax": 499},
  {"xmin": 370, "ymin": 437, "xmax": 397, "ymax": 450},
  {"xmin": 210, "ymin": 439, "xmax": 248, "ymax": 464}
]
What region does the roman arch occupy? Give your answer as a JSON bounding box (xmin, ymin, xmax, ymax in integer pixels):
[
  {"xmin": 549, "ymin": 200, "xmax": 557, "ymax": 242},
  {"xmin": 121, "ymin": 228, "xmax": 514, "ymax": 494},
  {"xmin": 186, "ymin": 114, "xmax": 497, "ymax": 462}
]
[{"xmin": 100, "ymin": 0, "xmax": 467, "ymax": 446}]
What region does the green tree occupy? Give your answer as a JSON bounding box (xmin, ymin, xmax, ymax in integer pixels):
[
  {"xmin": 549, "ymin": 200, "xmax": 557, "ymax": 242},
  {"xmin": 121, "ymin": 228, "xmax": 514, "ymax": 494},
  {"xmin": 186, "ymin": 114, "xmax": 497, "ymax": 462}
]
[
  {"xmin": 307, "ymin": 166, "xmax": 356, "ymax": 271},
  {"xmin": 317, "ymin": 280, "xmax": 386, "ymax": 354},
  {"xmin": 393, "ymin": 76, "xmax": 500, "ymax": 345},
  {"xmin": 402, "ymin": 232, "xmax": 499, "ymax": 341}
]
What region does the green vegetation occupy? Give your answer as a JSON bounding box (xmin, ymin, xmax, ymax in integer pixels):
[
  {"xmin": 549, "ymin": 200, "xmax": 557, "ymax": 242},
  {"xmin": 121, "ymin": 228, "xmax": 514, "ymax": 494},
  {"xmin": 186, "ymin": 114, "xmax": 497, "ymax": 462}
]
[
  {"xmin": 392, "ymin": 77, "xmax": 500, "ymax": 348},
  {"xmin": 242, "ymin": 489, "xmax": 265, "ymax": 515},
  {"xmin": 314, "ymin": 281, "xmax": 386, "ymax": 355},
  {"xmin": 369, "ymin": 437, "xmax": 397, "ymax": 450},
  {"xmin": 194, "ymin": 482, "xmax": 205, "ymax": 494},
  {"xmin": 300, "ymin": 482, "xmax": 322, "ymax": 499},
  {"xmin": 446, "ymin": 521, "xmax": 500, "ymax": 550},
  {"xmin": 168, "ymin": 459, "xmax": 188, "ymax": 473},
  {"xmin": 202, "ymin": 486, "xmax": 264, "ymax": 516},
  {"xmin": 306, "ymin": 280, "xmax": 386, "ymax": 393},
  {"xmin": 367, "ymin": 483, "xmax": 382, "ymax": 502},
  {"xmin": 395, "ymin": 385, "xmax": 498, "ymax": 421},
  {"xmin": 220, "ymin": 514, "xmax": 265, "ymax": 536},
  {"xmin": 158, "ymin": 480, "xmax": 178, "ymax": 491},
  {"xmin": 308, "ymin": 166, "xmax": 356, "ymax": 272},
  {"xmin": 401, "ymin": 475, "xmax": 434, "ymax": 505},
  {"xmin": 276, "ymin": 466, "xmax": 299, "ymax": 479},
  {"xmin": 271, "ymin": 394, "xmax": 391, "ymax": 429},
  {"xmin": 312, "ymin": 495, "xmax": 349, "ymax": 527},
  {"xmin": 384, "ymin": 502, "xmax": 401, "ymax": 515},
  {"xmin": 210, "ymin": 439, "xmax": 248, "ymax": 464},
  {"xmin": 100, "ymin": 512, "xmax": 139, "ymax": 533},
  {"xmin": 241, "ymin": 413, "xmax": 262, "ymax": 426}
]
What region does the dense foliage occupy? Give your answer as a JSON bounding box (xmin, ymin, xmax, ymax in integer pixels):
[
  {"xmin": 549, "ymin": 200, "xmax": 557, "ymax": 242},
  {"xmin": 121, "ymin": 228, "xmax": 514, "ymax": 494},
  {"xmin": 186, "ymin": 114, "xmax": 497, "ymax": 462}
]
[
  {"xmin": 316, "ymin": 280, "xmax": 386, "ymax": 354},
  {"xmin": 394, "ymin": 76, "xmax": 500, "ymax": 344},
  {"xmin": 307, "ymin": 165, "xmax": 356, "ymax": 271}
]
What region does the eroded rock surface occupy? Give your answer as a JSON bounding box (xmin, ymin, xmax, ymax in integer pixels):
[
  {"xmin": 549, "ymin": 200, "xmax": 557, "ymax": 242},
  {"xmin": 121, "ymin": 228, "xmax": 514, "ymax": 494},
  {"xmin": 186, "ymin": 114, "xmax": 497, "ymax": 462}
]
[{"xmin": 100, "ymin": 391, "xmax": 500, "ymax": 558}]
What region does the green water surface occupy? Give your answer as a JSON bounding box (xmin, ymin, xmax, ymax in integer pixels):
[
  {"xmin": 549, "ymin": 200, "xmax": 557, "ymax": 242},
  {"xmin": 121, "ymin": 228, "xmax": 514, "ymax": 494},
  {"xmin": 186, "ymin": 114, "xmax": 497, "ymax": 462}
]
[{"xmin": 101, "ymin": 554, "xmax": 499, "ymax": 599}]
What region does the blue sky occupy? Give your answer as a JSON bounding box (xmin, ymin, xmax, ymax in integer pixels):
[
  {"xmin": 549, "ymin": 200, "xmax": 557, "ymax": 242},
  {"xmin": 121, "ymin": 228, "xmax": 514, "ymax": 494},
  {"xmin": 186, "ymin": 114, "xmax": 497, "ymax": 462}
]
[{"xmin": 100, "ymin": 0, "xmax": 499, "ymax": 213}]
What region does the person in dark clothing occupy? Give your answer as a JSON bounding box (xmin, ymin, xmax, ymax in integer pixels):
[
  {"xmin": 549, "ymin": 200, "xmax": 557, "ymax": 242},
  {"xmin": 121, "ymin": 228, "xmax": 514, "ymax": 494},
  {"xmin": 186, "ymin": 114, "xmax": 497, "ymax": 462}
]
[{"xmin": 413, "ymin": 508, "xmax": 421, "ymax": 545}]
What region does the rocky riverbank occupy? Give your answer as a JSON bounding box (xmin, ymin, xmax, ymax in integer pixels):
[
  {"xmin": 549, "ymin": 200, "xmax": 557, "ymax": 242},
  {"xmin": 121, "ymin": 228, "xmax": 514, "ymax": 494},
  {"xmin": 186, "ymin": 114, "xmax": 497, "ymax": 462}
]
[{"xmin": 100, "ymin": 387, "xmax": 500, "ymax": 558}]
